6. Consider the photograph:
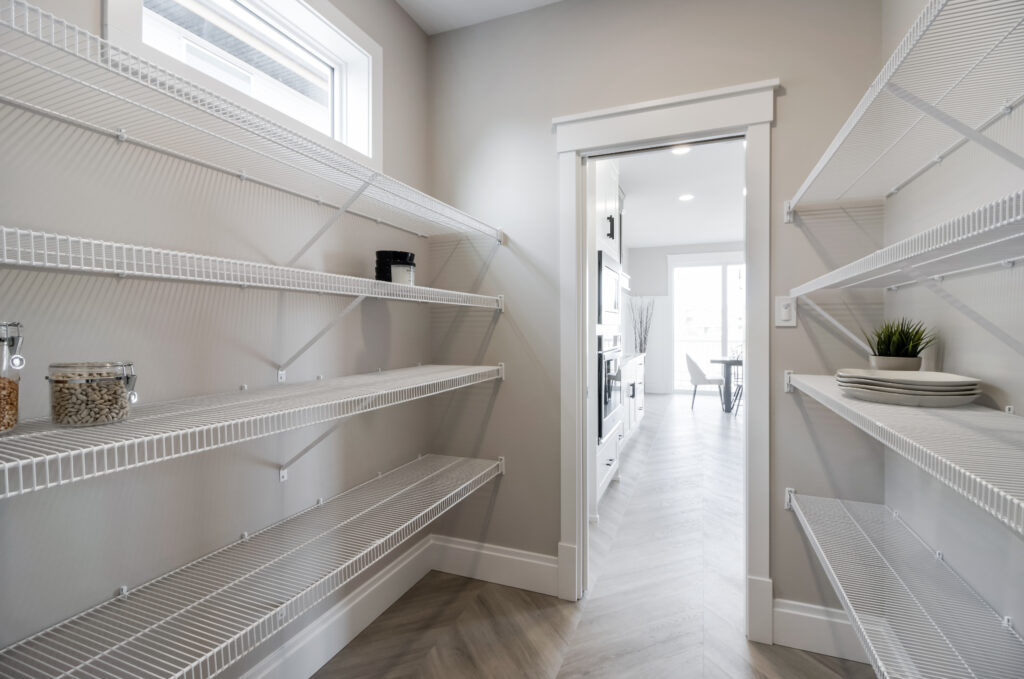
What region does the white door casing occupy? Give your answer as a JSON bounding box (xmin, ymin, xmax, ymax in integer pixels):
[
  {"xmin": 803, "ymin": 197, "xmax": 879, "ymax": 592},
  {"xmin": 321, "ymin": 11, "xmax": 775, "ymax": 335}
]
[{"xmin": 553, "ymin": 80, "xmax": 777, "ymax": 644}]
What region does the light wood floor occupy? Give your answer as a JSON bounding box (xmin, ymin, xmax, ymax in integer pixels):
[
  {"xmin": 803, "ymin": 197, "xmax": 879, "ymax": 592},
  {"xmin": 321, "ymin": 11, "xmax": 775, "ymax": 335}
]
[{"xmin": 313, "ymin": 394, "xmax": 876, "ymax": 679}]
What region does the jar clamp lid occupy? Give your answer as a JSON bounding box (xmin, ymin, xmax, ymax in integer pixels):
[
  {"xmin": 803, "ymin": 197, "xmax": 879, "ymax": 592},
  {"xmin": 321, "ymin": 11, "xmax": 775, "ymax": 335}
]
[{"xmin": 0, "ymin": 322, "xmax": 24, "ymax": 370}]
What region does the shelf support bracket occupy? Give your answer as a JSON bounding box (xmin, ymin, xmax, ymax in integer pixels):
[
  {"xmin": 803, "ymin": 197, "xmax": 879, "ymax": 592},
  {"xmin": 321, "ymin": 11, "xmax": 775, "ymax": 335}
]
[
  {"xmin": 277, "ymin": 296, "xmax": 367, "ymax": 381},
  {"xmin": 287, "ymin": 176, "xmax": 377, "ymax": 266},
  {"xmin": 784, "ymin": 487, "xmax": 796, "ymax": 511},
  {"xmin": 885, "ymin": 83, "xmax": 1024, "ymax": 173},
  {"xmin": 784, "ymin": 370, "xmax": 794, "ymax": 394},
  {"xmin": 783, "ymin": 200, "xmax": 794, "ymax": 224},
  {"xmin": 796, "ymin": 297, "xmax": 872, "ymax": 355},
  {"xmin": 280, "ymin": 421, "xmax": 345, "ymax": 475}
]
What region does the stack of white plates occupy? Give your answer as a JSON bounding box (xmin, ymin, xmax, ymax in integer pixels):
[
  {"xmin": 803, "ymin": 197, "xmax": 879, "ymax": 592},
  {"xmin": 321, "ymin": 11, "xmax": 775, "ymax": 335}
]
[{"xmin": 835, "ymin": 369, "xmax": 982, "ymax": 407}]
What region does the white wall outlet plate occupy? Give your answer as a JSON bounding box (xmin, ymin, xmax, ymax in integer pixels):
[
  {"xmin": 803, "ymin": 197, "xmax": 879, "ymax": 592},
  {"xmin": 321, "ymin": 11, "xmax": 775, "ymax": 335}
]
[{"xmin": 775, "ymin": 296, "xmax": 797, "ymax": 327}]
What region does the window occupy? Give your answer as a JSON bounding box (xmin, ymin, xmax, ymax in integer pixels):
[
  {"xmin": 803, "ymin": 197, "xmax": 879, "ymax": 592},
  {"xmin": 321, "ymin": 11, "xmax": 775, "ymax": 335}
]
[
  {"xmin": 671, "ymin": 258, "xmax": 746, "ymax": 390},
  {"xmin": 107, "ymin": 0, "xmax": 378, "ymax": 159}
]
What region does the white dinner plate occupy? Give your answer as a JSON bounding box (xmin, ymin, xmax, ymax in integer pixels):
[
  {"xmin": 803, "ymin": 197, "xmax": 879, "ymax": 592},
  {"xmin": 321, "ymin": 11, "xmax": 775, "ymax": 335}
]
[
  {"xmin": 839, "ymin": 386, "xmax": 980, "ymax": 407},
  {"xmin": 836, "ymin": 381, "xmax": 980, "ymax": 396},
  {"xmin": 835, "ymin": 368, "xmax": 980, "ymax": 387},
  {"xmin": 836, "ymin": 377, "xmax": 980, "ymax": 393}
]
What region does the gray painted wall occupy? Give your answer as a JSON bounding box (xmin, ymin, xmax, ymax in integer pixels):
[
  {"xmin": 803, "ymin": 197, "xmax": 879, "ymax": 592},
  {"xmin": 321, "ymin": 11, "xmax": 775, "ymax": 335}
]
[
  {"xmin": 0, "ymin": 2, "xmax": 469, "ymax": 674},
  {"xmin": 425, "ymin": 0, "xmax": 886, "ymax": 612}
]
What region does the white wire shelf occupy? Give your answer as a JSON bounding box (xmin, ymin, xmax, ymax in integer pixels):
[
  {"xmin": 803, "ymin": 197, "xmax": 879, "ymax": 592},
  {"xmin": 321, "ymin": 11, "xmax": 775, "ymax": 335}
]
[
  {"xmin": 0, "ymin": 226, "xmax": 504, "ymax": 310},
  {"xmin": 0, "ymin": 453, "xmax": 502, "ymax": 679},
  {"xmin": 790, "ymin": 493, "xmax": 1024, "ymax": 679},
  {"xmin": 790, "ymin": 189, "xmax": 1024, "ymax": 296},
  {"xmin": 789, "ymin": 0, "xmax": 1024, "ymax": 210},
  {"xmin": 0, "ymin": 1, "xmax": 502, "ymax": 242},
  {"xmin": 0, "ymin": 365, "xmax": 503, "ymax": 500},
  {"xmin": 789, "ymin": 374, "xmax": 1024, "ymax": 538}
]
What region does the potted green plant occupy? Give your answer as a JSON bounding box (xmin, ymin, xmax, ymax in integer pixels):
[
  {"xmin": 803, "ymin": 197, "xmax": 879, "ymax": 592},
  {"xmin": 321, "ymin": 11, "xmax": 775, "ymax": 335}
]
[{"xmin": 865, "ymin": 318, "xmax": 936, "ymax": 371}]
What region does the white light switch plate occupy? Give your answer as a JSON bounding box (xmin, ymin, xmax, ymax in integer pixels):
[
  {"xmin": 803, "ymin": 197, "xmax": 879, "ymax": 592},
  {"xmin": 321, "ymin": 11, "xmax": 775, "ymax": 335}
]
[{"xmin": 775, "ymin": 296, "xmax": 797, "ymax": 327}]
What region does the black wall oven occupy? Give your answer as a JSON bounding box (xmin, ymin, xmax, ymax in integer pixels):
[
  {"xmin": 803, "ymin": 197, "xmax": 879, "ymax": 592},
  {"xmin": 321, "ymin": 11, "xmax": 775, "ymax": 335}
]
[{"xmin": 598, "ymin": 334, "xmax": 622, "ymax": 441}]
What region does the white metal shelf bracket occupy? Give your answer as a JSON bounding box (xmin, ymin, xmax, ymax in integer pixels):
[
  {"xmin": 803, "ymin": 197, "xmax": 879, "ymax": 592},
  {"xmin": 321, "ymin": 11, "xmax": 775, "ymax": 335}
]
[
  {"xmin": 784, "ymin": 370, "xmax": 794, "ymax": 394},
  {"xmin": 287, "ymin": 176, "xmax": 377, "ymax": 266},
  {"xmin": 280, "ymin": 421, "xmax": 345, "ymax": 477},
  {"xmin": 498, "ymin": 362, "xmax": 506, "ymax": 380},
  {"xmin": 498, "ymin": 456, "xmax": 506, "ymax": 475},
  {"xmin": 796, "ymin": 297, "xmax": 872, "ymax": 355},
  {"xmin": 784, "ymin": 487, "xmax": 796, "ymax": 510},
  {"xmin": 784, "ymin": 200, "xmax": 794, "ymax": 224},
  {"xmin": 277, "ymin": 295, "xmax": 367, "ymax": 381},
  {"xmin": 885, "ymin": 83, "xmax": 1024, "ymax": 174}
]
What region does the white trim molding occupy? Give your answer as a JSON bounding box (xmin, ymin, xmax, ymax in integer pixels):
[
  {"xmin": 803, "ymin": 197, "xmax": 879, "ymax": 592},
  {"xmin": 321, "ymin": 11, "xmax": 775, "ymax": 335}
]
[
  {"xmin": 772, "ymin": 599, "xmax": 869, "ymax": 664},
  {"xmin": 553, "ymin": 81, "xmax": 778, "ymax": 646},
  {"xmin": 241, "ymin": 535, "xmax": 559, "ymax": 679}
]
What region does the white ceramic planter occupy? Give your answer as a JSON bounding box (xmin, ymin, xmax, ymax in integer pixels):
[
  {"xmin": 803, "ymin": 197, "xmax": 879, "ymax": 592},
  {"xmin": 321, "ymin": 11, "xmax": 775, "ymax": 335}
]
[{"xmin": 868, "ymin": 356, "xmax": 922, "ymax": 371}]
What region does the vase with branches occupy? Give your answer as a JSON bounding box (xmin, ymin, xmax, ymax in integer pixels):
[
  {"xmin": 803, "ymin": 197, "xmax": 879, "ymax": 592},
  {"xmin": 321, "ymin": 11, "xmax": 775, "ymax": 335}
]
[{"xmin": 628, "ymin": 296, "xmax": 655, "ymax": 354}]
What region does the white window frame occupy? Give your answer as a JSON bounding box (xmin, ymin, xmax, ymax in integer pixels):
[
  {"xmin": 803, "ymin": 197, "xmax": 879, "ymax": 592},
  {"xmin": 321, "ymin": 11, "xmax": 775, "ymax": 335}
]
[{"xmin": 103, "ymin": 0, "xmax": 383, "ymax": 169}]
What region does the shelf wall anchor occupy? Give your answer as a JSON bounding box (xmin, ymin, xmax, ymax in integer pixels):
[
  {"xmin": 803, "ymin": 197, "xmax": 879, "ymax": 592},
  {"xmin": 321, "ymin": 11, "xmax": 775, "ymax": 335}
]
[
  {"xmin": 784, "ymin": 370, "xmax": 794, "ymax": 393},
  {"xmin": 784, "ymin": 487, "xmax": 796, "ymax": 510}
]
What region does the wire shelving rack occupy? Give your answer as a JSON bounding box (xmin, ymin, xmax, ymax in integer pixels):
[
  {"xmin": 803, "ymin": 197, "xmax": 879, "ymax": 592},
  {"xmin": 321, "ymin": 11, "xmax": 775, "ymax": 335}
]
[
  {"xmin": 0, "ymin": 365, "xmax": 503, "ymax": 500},
  {"xmin": 0, "ymin": 0, "xmax": 503, "ymax": 242},
  {"xmin": 790, "ymin": 189, "xmax": 1024, "ymax": 296},
  {"xmin": 0, "ymin": 454, "xmax": 503, "ymax": 679},
  {"xmin": 787, "ymin": 0, "xmax": 1024, "ymax": 212},
  {"xmin": 0, "ymin": 226, "xmax": 504, "ymax": 309},
  {"xmin": 788, "ymin": 374, "xmax": 1024, "ymax": 538},
  {"xmin": 789, "ymin": 493, "xmax": 1024, "ymax": 679}
]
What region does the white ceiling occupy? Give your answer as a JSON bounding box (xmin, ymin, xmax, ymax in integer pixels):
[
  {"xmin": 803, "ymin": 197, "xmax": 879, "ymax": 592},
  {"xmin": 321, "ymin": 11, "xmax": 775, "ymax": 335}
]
[
  {"xmin": 617, "ymin": 139, "xmax": 746, "ymax": 249},
  {"xmin": 396, "ymin": 0, "xmax": 564, "ymax": 35}
]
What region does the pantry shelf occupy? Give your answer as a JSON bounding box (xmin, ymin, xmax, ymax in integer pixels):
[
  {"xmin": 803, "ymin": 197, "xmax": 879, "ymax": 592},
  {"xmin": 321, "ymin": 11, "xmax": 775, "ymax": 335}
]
[
  {"xmin": 0, "ymin": 453, "xmax": 502, "ymax": 679},
  {"xmin": 789, "ymin": 493, "xmax": 1024, "ymax": 679},
  {"xmin": 790, "ymin": 189, "xmax": 1024, "ymax": 296},
  {"xmin": 0, "ymin": 227, "xmax": 504, "ymax": 310},
  {"xmin": 789, "ymin": 374, "xmax": 1024, "ymax": 538},
  {"xmin": 788, "ymin": 0, "xmax": 1024, "ymax": 211},
  {"xmin": 0, "ymin": 1, "xmax": 502, "ymax": 242},
  {"xmin": 0, "ymin": 365, "xmax": 503, "ymax": 500}
]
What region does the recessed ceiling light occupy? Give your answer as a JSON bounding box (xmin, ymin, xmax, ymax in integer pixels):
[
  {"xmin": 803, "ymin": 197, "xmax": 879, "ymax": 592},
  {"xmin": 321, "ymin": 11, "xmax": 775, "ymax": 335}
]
[
  {"xmin": 678, "ymin": 194, "xmax": 695, "ymax": 202},
  {"xmin": 743, "ymin": 187, "xmax": 747, "ymax": 196},
  {"xmin": 670, "ymin": 146, "xmax": 691, "ymax": 156}
]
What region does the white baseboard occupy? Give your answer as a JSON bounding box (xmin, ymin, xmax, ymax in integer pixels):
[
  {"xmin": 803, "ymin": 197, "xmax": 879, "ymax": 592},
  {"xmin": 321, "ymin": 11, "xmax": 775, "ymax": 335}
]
[
  {"xmin": 432, "ymin": 535, "xmax": 560, "ymax": 597},
  {"xmin": 772, "ymin": 599, "xmax": 868, "ymax": 664},
  {"xmin": 557, "ymin": 541, "xmax": 580, "ymax": 601},
  {"xmin": 241, "ymin": 535, "xmax": 559, "ymax": 679}
]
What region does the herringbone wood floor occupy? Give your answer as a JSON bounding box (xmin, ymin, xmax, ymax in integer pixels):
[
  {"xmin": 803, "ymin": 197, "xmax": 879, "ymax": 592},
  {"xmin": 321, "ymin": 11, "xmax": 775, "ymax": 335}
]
[{"xmin": 313, "ymin": 394, "xmax": 875, "ymax": 679}]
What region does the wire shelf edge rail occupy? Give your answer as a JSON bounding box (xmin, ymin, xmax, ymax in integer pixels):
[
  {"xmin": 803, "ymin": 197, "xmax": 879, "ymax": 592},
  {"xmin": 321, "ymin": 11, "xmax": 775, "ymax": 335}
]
[
  {"xmin": 789, "ymin": 374, "xmax": 1024, "ymax": 538},
  {"xmin": 0, "ymin": 454, "xmax": 503, "ymax": 679},
  {"xmin": 0, "ymin": 227, "xmax": 504, "ymax": 310},
  {"xmin": 0, "ymin": 0, "xmax": 503, "ymax": 242},
  {"xmin": 789, "ymin": 189, "xmax": 1024, "ymax": 297},
  {"xmin": 787, "ymin": 0, "xmax": 1024, "ymax": 212},
  {"xmin": 790, "ymin": 494, "xmax": 1024, "ymax": 679},
  {"xmin": 0, "ymin": 365, "xmax": 503, "ymax": 500}
]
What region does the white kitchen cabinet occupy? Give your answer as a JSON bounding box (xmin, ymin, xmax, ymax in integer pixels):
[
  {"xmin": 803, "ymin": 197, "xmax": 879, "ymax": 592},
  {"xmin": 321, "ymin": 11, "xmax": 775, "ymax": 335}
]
[
  {"xmin": 595, "ymin": 159, "xmax": 621, "ymax": 261},
  {"xmin": 621, "ymin": 354, "xmax": 645, "ymax": 443}
]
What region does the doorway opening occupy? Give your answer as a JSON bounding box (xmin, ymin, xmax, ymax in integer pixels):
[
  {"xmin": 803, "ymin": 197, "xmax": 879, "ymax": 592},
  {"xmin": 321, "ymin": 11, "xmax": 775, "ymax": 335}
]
[{"xmin": 554, "ymin": 80, "xmax": 776, "ymax": 644}]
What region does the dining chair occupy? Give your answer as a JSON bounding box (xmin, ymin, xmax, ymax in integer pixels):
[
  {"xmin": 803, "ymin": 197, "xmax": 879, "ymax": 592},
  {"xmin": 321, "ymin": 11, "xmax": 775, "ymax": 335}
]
[{"xmin": 685, "ymin": 354, "xmax": 723, "ymax": 409}]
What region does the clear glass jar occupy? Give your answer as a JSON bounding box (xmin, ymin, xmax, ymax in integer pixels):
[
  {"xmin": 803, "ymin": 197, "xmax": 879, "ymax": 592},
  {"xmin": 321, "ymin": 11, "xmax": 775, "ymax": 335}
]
[
  {"xmin": 0, "ymin": 322, "xmax": 25, "ymax": 433},
  {"xmin": 46, "ymin": 362, "xmax": 138, "ymax": 427}
]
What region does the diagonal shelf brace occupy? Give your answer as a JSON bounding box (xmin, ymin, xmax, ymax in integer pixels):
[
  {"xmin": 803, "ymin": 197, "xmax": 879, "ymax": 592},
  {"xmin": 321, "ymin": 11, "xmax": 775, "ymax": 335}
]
[
  {"xmin": 280, "ymin": 421, "xmax": 344, "ymax": 476},
  {"xmin": 796, "ymin": 296, "xmax": 872, "ymax": 355},
  {"xmin": 278, "ymin": 296, "xmax": 367, "ymax": 381},
  {"xmin": 886, "ymin": 82, "xmax": 1024, "ymax": 174},
  {"xmin": 287, "ymin": 176, "xmax": 376, "ymax": 266}
]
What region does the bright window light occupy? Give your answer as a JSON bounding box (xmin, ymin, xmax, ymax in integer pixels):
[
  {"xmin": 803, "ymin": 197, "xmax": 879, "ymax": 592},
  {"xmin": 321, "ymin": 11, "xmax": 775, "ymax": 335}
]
[{"xmin": 141, "ymin": 0, "xmax": 373, "ymax": 156}]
